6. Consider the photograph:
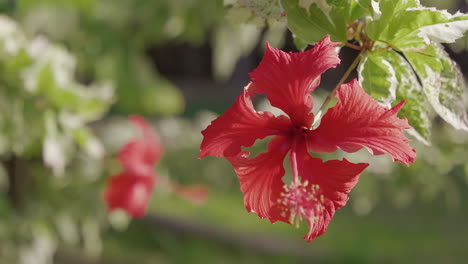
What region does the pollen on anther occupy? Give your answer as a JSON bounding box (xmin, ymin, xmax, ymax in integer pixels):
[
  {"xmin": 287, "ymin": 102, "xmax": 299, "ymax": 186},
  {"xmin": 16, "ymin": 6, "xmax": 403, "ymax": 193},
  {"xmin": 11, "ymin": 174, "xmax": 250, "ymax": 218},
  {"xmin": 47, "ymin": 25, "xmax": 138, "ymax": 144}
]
[{"xmin": 279, "ymin": 180, "xmax": 325, "ymax": 228}]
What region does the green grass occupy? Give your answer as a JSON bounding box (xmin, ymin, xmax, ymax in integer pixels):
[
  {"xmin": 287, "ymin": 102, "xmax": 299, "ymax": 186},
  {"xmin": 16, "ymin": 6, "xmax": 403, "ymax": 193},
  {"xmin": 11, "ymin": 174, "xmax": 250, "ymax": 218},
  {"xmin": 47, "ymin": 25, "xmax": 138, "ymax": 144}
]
[{"xmin": 100, "ymin": 189, "xmax": 468, "ymax": 264}]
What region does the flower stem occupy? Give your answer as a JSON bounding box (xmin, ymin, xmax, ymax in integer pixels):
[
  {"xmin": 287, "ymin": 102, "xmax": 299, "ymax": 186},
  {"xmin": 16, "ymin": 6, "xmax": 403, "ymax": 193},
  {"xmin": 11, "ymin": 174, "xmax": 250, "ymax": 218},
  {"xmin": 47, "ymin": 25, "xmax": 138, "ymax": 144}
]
[
  {"xmin": 345, "ymin": 42, "xmax": 363, "ymax": 50},
  {"xmin": 316, "ymin": 48, "xmax": 366, "ymax": 116}
]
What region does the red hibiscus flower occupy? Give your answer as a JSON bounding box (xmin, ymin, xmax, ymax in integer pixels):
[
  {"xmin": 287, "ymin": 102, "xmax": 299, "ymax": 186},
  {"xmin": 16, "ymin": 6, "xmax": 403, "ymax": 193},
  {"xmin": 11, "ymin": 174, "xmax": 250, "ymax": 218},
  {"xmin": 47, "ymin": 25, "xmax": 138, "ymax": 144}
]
[
  {"xmin": 118, "ymin": 115, "xmax": 163, "ymax": 177},
  {"xmin": 199, "ymin": 35, "xmax": 416, "ymax": 242},
  {"xmin": 104, "ymin": 115, "xmax": 162, "ymax": 218},
  {"xmin": 104, "ymin": 172, "xmax": 155, "ymax": 218}
]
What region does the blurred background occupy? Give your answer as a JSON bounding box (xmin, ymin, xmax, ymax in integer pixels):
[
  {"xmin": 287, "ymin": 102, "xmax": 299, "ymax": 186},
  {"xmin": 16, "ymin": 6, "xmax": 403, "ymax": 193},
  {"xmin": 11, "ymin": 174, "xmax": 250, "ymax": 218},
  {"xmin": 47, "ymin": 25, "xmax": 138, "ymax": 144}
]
[{"xmin": 0, "ymin": 0, "xmax": 468, "ymax": 263}]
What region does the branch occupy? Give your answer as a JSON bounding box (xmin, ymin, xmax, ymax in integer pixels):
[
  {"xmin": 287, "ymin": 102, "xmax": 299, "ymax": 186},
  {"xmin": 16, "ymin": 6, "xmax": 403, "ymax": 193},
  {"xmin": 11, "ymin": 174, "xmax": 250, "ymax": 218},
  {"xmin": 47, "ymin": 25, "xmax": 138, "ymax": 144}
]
[
  {"xmin": 316, "ymin": 48, "xmax": 365, "ymax": 117},
  {"xmin": 138, "ymin": 213, "xmax": 326, "ymax": 259}
]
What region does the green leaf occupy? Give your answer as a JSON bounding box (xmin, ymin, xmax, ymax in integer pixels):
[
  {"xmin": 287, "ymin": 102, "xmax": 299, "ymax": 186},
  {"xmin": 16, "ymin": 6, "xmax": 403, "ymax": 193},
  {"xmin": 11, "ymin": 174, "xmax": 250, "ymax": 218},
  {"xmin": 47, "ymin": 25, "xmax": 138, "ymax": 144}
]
[
  {"xmin": 43, "ymin": 111, "xmax": 70, "ymax": 176},
  {"xmin": 358, "ymin": 51, "xmax": 397, "ymax": 105},
  {"xmin": 366, "ymin": 0, "xmax": 420, "ymax": 39},
  {"xmin": 283, "ymin": 0, "xmax": 370, "ymax": 44},
  {"xmin": 330, "ymin": 0, "xmax": 371, "ymax": 26},
  {"xmin": 18, "ymin": 0, "xmax": 96, "ymax": 15},
  {"xmin": 74, "ymin": 83, "xmax": 114, "ymax": 122},
  {"xmin": 73, "ymin": 127, "xmax": 104, "ymax": 158},
  {"xmin": 404, "ymin": 45, "xmax": 468, "ymax": 131},
  {"xmin": 141, "ymin": 77, "xmax": 185, "ymax": 115},
  {"xmin": 0, "ymin": 49, "xmax": 32, "ymax": 93},
  {"xmin": 35, "ymin": 65, "xmax": 112, "ymax": 121},
  {"xmin": 389, "ymin": 53, "xmax": 432, "ymax": 144},
  {"xmin": 36, "ymin": 64, "xmax": 58, "ymax": 96},
  {"xmin": 3, "ymin": 49, "xmax": 32, "ymax": 74},
  {"xmin": 282, "ymin": 0, "xmax": 340, "ymax": 43},
  {"xmin": 115, "ymin": 55, "xmax": 184, "ymax": 115},
  {"xmin": 358, "ymin": 49, "xmax": 432, "ymax": 143},
  {"xmin": 292, "ymin": 34, "xmax": 308, "ymax": 50},
  {"xmin": 367, "ymin": 0, "xmax": 468, "ymax": 51},
  {"xmin": 0, "ymin": 193, "xmax": 13, "ymax": 216}
]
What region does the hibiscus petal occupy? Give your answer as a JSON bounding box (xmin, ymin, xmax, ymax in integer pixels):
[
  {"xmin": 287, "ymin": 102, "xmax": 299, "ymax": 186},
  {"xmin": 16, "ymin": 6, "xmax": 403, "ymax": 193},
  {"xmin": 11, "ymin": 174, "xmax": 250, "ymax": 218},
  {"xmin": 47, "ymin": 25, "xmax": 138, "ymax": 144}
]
[
  {"xmin": 199, "ymin": 83, "xmax": 291, "ymax": 158},
  {"xmin": 103, "ymin": 172, "xmax": 155, "ymax": 218},
  {"xmin": 295, "ymin": 145, "xmax": 368, "ymax": 242},
  {"xmin": 249, "ymin": 35, "xmax": 340, "ymax": 127},
  {"xmin": 307, "ymin": 79, "xmax": 416, "ymax": 165},
  {"xmin": 119, "ymin": 115, "xmax": 163, "ymax": 176},
  {"xmin": 227, "ymin": 136, "xmax": 291, "ymax": 223}
]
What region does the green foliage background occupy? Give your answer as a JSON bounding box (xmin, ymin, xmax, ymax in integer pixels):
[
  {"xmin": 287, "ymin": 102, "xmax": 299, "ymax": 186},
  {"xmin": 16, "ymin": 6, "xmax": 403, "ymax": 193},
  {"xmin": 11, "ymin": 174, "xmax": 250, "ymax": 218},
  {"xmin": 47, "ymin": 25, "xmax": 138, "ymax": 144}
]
[{"xmin": 0, "ymin": 0, "xmax": 467, "ymax": 263}]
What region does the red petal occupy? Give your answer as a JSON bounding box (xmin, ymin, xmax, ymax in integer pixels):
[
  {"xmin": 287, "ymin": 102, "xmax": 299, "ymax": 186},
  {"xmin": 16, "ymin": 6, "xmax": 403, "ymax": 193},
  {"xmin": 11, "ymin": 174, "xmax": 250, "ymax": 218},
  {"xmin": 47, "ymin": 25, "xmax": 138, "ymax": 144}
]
[
  {"xmin": 249, "ymin": 35, "xmax": 340, "ymax": 127},
  {"xmin": 307, "ymin": 79, "xmax": 416, "ymax": 165},
  {"xmin": 228, "ymin": 136, "xmax": 291, "ymax": 223},
  {"xmin": 199, "ymin": 83, "xmax": 291, "ymax": 158},
  {"xmin": 119, "ymin": 115, "xmax": 163, "ymax": 176},
  {"xmin": 103, "ymin": 172, "xmax": 155, "ymax": 218},
  {"xmin": 295, "ymin": 145, "xmax": 368, "ymax": 242}
]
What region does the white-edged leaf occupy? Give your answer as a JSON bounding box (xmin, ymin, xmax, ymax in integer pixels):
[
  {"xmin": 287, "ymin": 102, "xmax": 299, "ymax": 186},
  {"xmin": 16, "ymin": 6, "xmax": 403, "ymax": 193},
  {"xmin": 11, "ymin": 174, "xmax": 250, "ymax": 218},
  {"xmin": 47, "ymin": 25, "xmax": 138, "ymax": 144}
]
[
  {"xmin": 359, "ymin": 49, "xmax": 432, "ymax": 143},
  {"xmin": 283, "ymin": 0, "xmax": 370, "ymax": 45},
  {"xmin": 409, "ymin": 7, "xmax": 468, "ymax": 45},
  {"xmin": 404, "ymin": 45, "xmax": 468, "ymax": 131},
  {"xmin": 370, "ymin": 0, "xmax": 381, "ymax": 20},
  {"xmin": 0, "ymin": 16, "xmax": 26, "ymax": 56},
  {"xmin": 282, "ymin": 0, "xmax": 341, "ymax": 43},
  {"xmin": 298, "ymin": 0, "xmax": 331, "ymax": 14},
  {"xmin": 43, "ymin": 111, "xmax": 71, "ymax": 177},
  {"xmin": 418, "ymin": 16, "xmax": 468, "ymax": 44},
  {"xmin": 358, "ymin": 52, "xmax": 397, "ymax": 107},
  {"xmin": 366, "ymin": 0, "xmax": 420, "ymax": 39},
  {"xmin": 73, "ymin": 127, "xmax": 105, "ymax": 159},
  {"xmin": 388, "ymin": 51, "xmax": 432, "ymax": 144},
  {"xmin": 367, "ymin": 0, "xmax": 468, "ymax": 51},
  {"xmin": 25, "ymin": 36, "xmax": 76, "ymax": 90}
]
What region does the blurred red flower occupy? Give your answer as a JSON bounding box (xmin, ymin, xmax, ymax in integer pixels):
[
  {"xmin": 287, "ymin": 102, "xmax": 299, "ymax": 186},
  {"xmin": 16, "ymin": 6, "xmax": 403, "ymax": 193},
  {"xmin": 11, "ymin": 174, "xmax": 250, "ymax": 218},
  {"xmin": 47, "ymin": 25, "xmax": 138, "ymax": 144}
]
[
  {"xmin": 199, "ymin": 35, "xmax": 415, "ymax": 242},
  {"xmin": 171, "ymin": 183, "xmax": 209, "ymax": 205},
  {"xmin": 104, "ymin": 172, "xmax": 155, "ymax": 218},
  {"xmin": 118, "ymin": 115, "xmax": 163, "ymax": 177},
  {"xmin": 104, "ymin": 115, "xmax": 162, "ymax": 218}
]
